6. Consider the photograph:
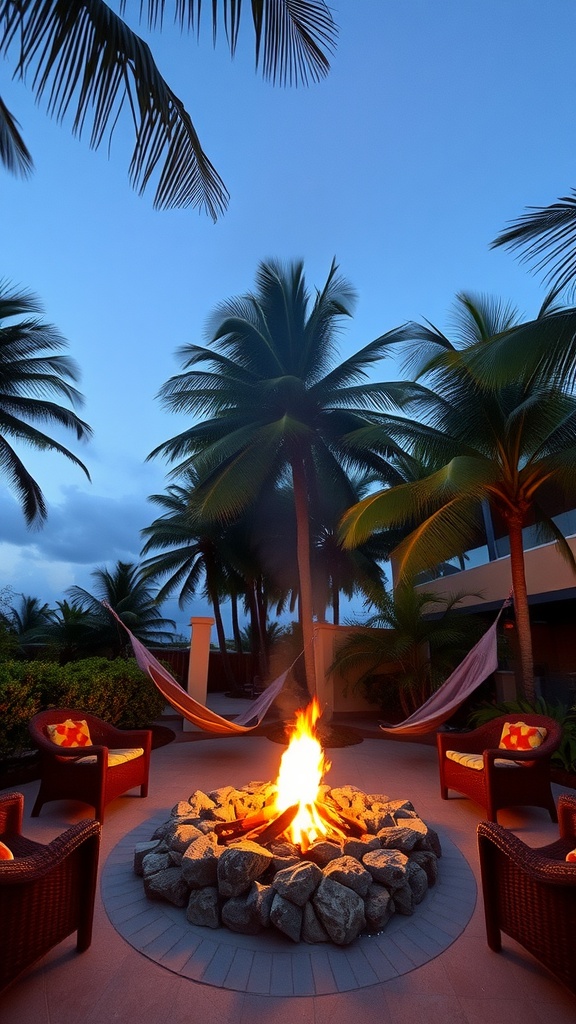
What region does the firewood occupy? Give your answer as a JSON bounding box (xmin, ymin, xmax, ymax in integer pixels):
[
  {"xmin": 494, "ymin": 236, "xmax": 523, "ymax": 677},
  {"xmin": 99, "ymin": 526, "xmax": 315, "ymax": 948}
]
[
  {"xmin": 214, "ymin": 805, "xmax": 276, "ymax": 841},
  {"xmin": 315, "ymin": 799, "xmax": 365, "ymax": 837},
  {"xmin": 243, "ymin": 803, "xmax": 299, "ymax": 845}
]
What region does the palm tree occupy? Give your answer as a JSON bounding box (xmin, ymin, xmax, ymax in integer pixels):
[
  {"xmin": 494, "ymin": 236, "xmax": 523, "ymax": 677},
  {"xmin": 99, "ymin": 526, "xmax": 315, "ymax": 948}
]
[
  {"xmin": 148, "ymin": 257, "xmax": 416, "ymax": 695},
  {"xmin": 0, "ymin": 1, "xmax": 336, "ymax": 215},
  {"xmin": 0, "ymin": 281, "xmax": 91, "ymax": 525},
  {"xmin": 141, "ymin": 477, "xmax": 242, "ymax": 685},
  {"xmin": 68, "ymin": 560, "xmax": 175, "ymax": 656},
  {"xmin": 331, "ymin": 585, "xmax": 487, "ymax": 719},
  {"xmin": 40, "ymin": 599, "xmax": 105, "ymax": 663},
  {"xmin": 3, "ymin": 593, "xmax": 53, "ymax": 653},
  {"xmin": 340, "ymin": 293, "xmax": 576, "ymax": 702}
]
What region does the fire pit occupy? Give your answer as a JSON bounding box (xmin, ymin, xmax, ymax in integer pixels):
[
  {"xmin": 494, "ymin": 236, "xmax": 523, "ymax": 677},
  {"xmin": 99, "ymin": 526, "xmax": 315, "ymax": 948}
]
[{"xmin": 134, "ymin": 700, "xmax": 441, "ymax": 947}]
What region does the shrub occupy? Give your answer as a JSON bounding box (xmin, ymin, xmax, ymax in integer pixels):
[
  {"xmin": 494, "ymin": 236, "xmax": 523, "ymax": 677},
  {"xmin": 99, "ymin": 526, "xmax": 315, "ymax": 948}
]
[{"xmin": 0, "ymin": 657, "xmax": 166, "ymax": 761}]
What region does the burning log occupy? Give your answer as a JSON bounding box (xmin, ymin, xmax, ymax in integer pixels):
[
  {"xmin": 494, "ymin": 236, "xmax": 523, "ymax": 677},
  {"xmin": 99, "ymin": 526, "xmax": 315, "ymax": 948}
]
[{"xmin": 214, "ymin": 699, "xmax": 371, "ymax": 851}]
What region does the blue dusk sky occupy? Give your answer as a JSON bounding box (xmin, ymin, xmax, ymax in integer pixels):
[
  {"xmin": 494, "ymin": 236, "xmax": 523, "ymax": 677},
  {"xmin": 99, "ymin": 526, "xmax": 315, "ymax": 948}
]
[{"xmin": 1, "ymin": 1, "xmax": 575, "ymax": 637}]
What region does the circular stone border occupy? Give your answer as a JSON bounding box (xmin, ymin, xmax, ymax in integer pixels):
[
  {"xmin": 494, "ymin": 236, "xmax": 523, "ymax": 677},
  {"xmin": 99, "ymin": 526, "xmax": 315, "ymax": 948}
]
[{"xmin": 101, "ymin": 813, "xmax": 476, "ymax": 997}]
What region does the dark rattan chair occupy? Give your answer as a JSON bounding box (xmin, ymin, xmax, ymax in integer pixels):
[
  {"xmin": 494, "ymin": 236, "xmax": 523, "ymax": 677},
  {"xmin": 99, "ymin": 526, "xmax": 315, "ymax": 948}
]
[
  {"xmin": 437, "ymin": 714, "xmax": 562, "ymax": 822},
  {"xmin": 29, "ymin": 708, "xmax": 152, "ymax": 822},
  {"xmin": 477, "ymin": 793, "xmax": 576, "ymax": 995},
  {"xmin": 0, "ymin": 791, "xmax": 101, "ymax": 993}
]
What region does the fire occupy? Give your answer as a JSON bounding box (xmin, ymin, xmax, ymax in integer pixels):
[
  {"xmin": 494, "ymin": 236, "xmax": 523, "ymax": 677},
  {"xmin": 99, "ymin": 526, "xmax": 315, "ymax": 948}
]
[{"xmin": 273, "ymin": 698, "xmax": 332, "ymax": 850}]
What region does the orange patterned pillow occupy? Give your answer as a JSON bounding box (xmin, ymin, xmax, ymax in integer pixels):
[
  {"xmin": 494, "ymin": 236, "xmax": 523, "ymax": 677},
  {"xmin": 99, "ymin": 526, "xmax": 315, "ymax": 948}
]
[
  {"xmin": 0, "ymin": 841, "xmax": 14, "ymax": 860},
  {"xmin": 566, "ymin": 849, "xmax": 576, "ymax": 863},
  {"xmin": 499, "ymin": 721, "xmax": 547, "ymax": 751},
  {"xmin": 46, "ymin": 718, "xmax": 92, "ymax": 747}
]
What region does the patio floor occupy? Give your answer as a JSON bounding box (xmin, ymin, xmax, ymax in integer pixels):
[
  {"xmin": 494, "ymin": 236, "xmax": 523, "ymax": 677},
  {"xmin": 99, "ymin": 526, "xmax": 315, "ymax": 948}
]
[{"xmin": 2, "ymin": 699, "xmax": 576, "ymax": 1023}]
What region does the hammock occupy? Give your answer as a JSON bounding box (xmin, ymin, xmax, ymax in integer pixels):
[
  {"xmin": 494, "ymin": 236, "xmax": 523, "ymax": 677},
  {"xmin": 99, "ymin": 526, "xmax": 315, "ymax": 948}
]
[
  {"xmin": 104, "ymin": 604, "xmax": 288, "ymax": 735},
  {"xmin": 379, "ymin": 597, "xmax": 511, "ymax": 737}
]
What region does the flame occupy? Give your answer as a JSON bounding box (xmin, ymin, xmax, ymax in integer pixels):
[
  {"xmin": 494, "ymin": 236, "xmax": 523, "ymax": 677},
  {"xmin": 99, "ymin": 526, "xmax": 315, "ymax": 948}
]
[{"xmin": 273, "ymin": 698, "xmax": 332, "ymax": 849}]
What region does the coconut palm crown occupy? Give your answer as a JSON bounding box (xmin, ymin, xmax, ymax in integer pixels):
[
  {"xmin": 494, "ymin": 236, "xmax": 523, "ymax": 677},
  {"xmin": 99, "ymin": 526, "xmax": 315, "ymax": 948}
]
[
  {"xmin": 0, "ymin": 1, "xmax": 337, "ymax": 215},
  {"xmin": 0, "ymin": 281, "xmax": 91, "ymax": 525},
  {"xmin": 149, "ymin": 257, "xmax": 419, "ymax": 694},
  {"xmin": 340, "ymin": 292, "xmax": 576, "ymax": 702}
]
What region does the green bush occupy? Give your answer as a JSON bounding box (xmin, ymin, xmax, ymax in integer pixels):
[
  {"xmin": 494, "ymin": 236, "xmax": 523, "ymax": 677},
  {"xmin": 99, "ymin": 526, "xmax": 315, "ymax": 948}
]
[{"xmin": 0, "ymin": 657, "xmax": 166, "ymax": 761}]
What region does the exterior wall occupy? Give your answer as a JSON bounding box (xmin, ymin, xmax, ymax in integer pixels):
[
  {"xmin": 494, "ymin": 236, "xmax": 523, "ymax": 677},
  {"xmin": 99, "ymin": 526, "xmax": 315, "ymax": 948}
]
[
  {"xmin": 314, "ymin": 622, "xmax": 398, "ymax": 716},
  {"xmin": 415, "ymin": 535, "xmax": 576, "ymax": 608}
]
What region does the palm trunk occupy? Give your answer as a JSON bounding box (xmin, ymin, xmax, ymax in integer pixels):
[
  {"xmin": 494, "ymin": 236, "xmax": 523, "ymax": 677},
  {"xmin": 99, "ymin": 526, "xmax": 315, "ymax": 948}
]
[
  {"xmin": 291, "ymin": 456, "xmax": 316, "ymax": 698},
  {"xmin": 230, "ymin": 592, "xmax": 243, "ymax": 653},
  {"xmin": 507, "ymin": 514, "xmax": 536, "ymax": 703},
  {"xmin": 255, "ymin": 579, "xmax": 269, "ymax": 679},
  {"xmin": 208, "ymin": 586, "xmax": 236, "ymax": 688}
]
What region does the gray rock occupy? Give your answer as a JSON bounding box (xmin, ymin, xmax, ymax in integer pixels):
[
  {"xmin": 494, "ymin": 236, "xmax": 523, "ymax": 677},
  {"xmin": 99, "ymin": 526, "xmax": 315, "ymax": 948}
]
[
  {"xmin": 362, "ymin": 848, "xmax": 408, "ymax": 889},
  {"xmin": 342, "ymin": 836, "xmax": 381, "ymax": 861},
  {"xmin": 406, "ymin": 860, "xmax": 429, "ymax": 904},
  {"xmin": 134, "ymin": 841, "xmax": 161, "ymax": 875},
  {"xmin": 312, "ymin": 876, "xmax": 366, "ymax": 945},
  {"xmin": 217, "ymin": 841, "xmax": 273, "ymax": 898},
  {"xmin": 306, "ymin": 840, "xmax": 343, "ymax": 867},
  {"xmin": 221, "ymin": 893, "xmax": 262, "ymax": 934},
  {"xmin": 181, "ymin": 833, "xmax": 222, "ymax": 888},
  {"xmin": 323, "ymin": 856, "xmax": 372, "ymax": 897},
  {"xmin": 392, "ymin": 881, "xmax": 414, "ymax": 915},
  {"xmin": 377, "ymin": 826, "xmax": 423, "ymax": 854},
  {"xmin": 273, "ymin": 861, "xmax": 323, "ymax": 905},
  {"xmin": 270, "ymin": 892, "xmax": 303, "ymax": 942},
  {"xmin": 301, "ymin": 901, "xmax": 330, "ymax": 944},
  {"xmin": 166, "ymin": 821, "xmax": 204, "ymax": 853},
  {"xmin": 186, "ymin": 886, "xmax": 220, "ymax": 928},
  {"xmin": 364, "ymin": 881, "xmax": 395, "ymax": 932},
  {"xmin": 246, "ymin": 881, "xmax": 275, "ymax": 927},
  {"xmin": 143, "ymin": 866, "xmax": 189, "ymax": 907},
  {"xmin": 409, "ymin": 849, "xmax": 439, "ymax": 886},
  {"xmin": 141, "ymin": 851, "xmax": 172, "ymax": 877}
]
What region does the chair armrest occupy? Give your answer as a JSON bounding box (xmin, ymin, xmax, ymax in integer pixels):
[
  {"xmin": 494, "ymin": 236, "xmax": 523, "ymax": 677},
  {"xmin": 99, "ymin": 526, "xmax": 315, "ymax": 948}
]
[
  {"xmin": 477, "ymin": 820, "xmax": 576, "ymax": 887},
  {"xmin": 0, "ymin": 819, "xmax": 101, "ymax": 886},
  {"xmin": 0, "ymin": 793, "xmax": 24, "ymax": 836},
  {"xmin": 558, "ymin": 794, "xmax": 576, "ymax": 841},
  {"xmin": 104, "ymin": 726, "xmax": 152, "ymax": 750}
]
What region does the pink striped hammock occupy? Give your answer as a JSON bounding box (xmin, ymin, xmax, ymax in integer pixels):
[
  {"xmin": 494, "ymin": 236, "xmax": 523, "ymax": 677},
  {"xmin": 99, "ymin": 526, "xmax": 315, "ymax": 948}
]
[
  {"xmin": 104, "ymin": 604, "xmax": 288, "ymax": 735},
  {"xmin": 380, "ymin": 597, "xmax": 511, "ymax": 736}
]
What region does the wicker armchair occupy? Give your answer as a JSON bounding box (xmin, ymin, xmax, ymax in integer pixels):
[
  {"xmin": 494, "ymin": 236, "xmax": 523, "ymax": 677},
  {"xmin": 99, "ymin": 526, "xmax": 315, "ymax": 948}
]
[
  {"xmin": 477, "ymin": 794, "xmax": 576, "ymax": 995},
  {"xmin": 29, "ymin": 709, "xmax": 152, "ymax": 822},
  {"xmin": 0, "ymin": 791, "xmax": 101, "ymax": 993},
  {"xmin": 437, "ymin": 714, "xmax": 561, "ymax": 822}
]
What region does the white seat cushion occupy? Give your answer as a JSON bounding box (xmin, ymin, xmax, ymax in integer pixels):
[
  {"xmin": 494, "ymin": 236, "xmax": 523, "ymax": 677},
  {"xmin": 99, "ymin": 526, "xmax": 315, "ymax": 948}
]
[
  {"xmin": 75, "ymin": 747, "xmax": 144, "ymax": 766},
  {"xmin": 446, "ymin": 750, "xmax": 519, "ymax": 771}
]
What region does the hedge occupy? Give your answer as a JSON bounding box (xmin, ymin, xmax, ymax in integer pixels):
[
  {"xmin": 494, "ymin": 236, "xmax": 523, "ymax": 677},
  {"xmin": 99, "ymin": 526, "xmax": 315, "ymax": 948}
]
[{"xmin": 0, "ymin": 657, "xmax": 166, "ymax": 760}]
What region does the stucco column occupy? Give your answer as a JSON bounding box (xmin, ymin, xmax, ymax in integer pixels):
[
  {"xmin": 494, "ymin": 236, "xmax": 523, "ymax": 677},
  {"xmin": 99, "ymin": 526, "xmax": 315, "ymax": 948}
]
[{"xmin": 183, "ymin": 617, "xmax": 214, "ymax": 732}]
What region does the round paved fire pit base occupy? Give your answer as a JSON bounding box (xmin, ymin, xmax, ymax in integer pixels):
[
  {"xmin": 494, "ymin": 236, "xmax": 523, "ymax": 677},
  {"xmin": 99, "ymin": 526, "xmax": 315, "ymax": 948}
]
[{"xmin": 102, "ymin": 813, "xmax": 476, "ymax": 996}]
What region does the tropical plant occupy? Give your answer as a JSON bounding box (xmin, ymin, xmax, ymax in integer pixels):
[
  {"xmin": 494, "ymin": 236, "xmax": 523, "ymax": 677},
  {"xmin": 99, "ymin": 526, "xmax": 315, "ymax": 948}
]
[
  {"xmin": 0, "ymin": 281, "xmax": 91, "ymax": 524},
  {"xmin": 67, "ymin": 560, "xmax": 175, "ymax": 655},
  {"xmin": 330, "ymin": 585, "xmax": 488, "ymax": 718},
  {"xmin": 340, "ymin": 292, "xmax": 576, "ymax": 702},
  {"xmin": 1, "ymin": 593, "xmax": 55, "ymax": 656},
  {"xmin": 149, "ymin": 257, "xmax": 418, "ymax": 695},
  {"xmin": 141, "ymin": 476, "xmax": 244, "ymax": 685},
  {"xmin": 39, "ymin": 599, "xmax": 106, "ymax": 663},
  {"xmin": 0, "ymin": 1, "xmax": 336, "ymax": 214}
]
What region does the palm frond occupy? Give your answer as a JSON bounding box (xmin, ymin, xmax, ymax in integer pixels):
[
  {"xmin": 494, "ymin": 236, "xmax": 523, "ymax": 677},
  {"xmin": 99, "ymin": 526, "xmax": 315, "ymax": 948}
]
[
  {"xmin": 0, "ymin": 95, "xmax": 34, "ymax": 176},
  {"xmin": 491, "ymin": 189, "xmax": 576, "ymax": 295}
]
